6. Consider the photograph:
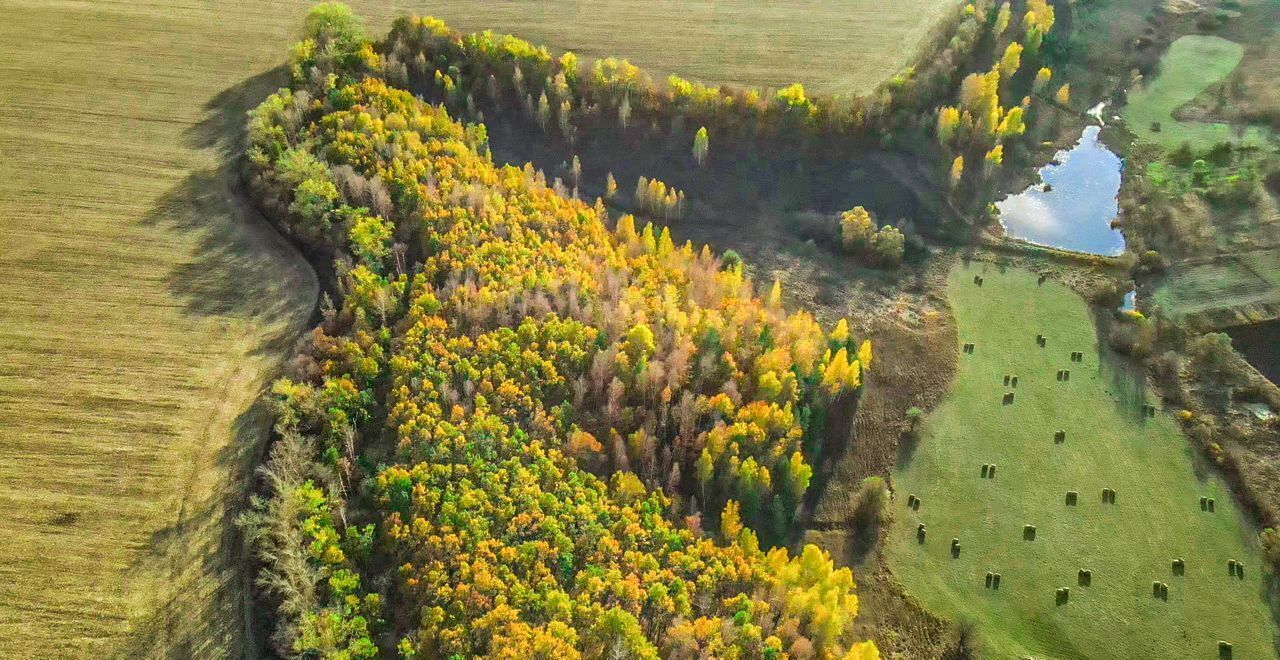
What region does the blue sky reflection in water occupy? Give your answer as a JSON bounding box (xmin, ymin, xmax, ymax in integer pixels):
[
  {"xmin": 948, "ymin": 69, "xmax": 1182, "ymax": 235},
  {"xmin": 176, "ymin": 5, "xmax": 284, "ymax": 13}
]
[{"xmin": 997, "ymin": 125, "xmax": 1125, "ymax": 255}]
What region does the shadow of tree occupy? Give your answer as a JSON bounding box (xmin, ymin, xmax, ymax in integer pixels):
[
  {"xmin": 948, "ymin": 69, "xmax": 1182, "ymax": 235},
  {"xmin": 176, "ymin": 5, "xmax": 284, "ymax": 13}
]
[
  {"xmin": 1093, "ymin": 311, "xmax": 1154, "ymax": 424},
  {"xmin": 141, "ymin": 166, "xmax": 315, "ymax": 346},
  {"xmin": 118, "ymin": 67, "xmax": 318, "ymax": 659},
  {"xmin": 844, "ymin": 513, "xmax": 883, "ymax": 566},
  {"xmin": 1263, "ymin": 569, "xmax": 1280, "ymax": 657},
  {"xmin": 896, "ymin": 427, "xmax": 922, "ymax": 470},
  {"xmin": 185, "ymin": 66, "xmax": 289, "ymax": 157},
  {"xmin": 118, "ymin": 399, "xmax": 277, "ymax": 660}
]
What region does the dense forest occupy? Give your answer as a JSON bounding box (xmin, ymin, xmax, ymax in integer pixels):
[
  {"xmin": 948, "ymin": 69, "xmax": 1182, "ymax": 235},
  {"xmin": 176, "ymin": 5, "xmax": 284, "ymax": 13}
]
[{"xmin": 241, "ymin": 4, "xmax": 879, "ymax": 657}]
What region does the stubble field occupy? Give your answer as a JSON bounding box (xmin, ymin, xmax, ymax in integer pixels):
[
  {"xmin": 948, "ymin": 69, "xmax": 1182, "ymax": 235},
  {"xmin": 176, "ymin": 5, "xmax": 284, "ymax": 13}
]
[{"xmin": 400, "ymin": 0, "xmax": 960, "ymax": 96}]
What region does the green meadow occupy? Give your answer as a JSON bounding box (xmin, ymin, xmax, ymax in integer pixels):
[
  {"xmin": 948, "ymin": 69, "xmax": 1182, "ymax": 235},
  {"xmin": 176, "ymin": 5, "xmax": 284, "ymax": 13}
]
[
  {"xmin": 886, "ymin": 263, "xmax": 1276, "ymax": 659},
  {"xmin": 1123, "ymin": 35, "xmax": 1271, "ymax": 149}
]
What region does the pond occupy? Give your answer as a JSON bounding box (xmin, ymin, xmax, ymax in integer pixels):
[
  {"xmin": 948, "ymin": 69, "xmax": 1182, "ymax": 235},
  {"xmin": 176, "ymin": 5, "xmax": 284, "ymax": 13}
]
[{"xmin": 996, "ymin": 125, "xmax": 1125, "ymax": 255}]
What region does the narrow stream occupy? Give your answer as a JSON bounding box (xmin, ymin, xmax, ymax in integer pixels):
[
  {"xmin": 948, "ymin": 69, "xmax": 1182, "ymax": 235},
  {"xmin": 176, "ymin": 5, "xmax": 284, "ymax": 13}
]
[{"xmin": 996, "ymin": 125, "xmax": 1125, "ymax": 256}]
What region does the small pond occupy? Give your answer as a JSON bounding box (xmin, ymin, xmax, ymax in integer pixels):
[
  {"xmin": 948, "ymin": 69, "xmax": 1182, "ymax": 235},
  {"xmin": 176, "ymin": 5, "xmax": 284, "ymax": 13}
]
[
  {"xmin": 1119, "ymin": 289, "xmax": 1136, "ymax": 312},
  {"xmin": 997, "ymin": 125, "xmax": 1125, "ymax": 256}
]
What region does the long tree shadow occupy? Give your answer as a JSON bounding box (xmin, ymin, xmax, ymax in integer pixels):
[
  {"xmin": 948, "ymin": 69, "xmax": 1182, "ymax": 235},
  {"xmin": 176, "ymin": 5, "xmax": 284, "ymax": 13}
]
[
  {"xmin": 1264, "ymin": 569, "xmax": 1280, "ymax": 657},
  {"xmin": 120, "ymin": 68, "xmax": 319, "ymax": 658},
  {"xmin": 118, "ymin": 399, "xmax": 277, "ymax": 659},
  {"xmin": 1094, "ymin": 311, "xmax": 1154, "ymax": 425},
  {"xmin": 186, "ymin": 66, "xmax": 289, "ymax": 156},
  {"xmin": 141, "ymin": 167, "xmax": 316, "ymax": 352},
  {"xmin": 140, "ymin": 62, "xmax": 316, "ymax": 336}
]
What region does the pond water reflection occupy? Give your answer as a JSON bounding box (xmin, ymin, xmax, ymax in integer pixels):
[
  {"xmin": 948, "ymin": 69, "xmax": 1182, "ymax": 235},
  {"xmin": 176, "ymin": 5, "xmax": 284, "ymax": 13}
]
[{"xmin": 997, "ymin": 125, "xmax": 1125, "ymax": 256}]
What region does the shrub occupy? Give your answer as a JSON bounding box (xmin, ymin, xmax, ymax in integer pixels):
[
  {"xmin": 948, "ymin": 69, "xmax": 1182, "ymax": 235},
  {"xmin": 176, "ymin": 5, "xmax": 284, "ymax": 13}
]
[
  {"xmin": 854, "ymin": 476, "xmax": 890, "ymax": 523},
  {"xmin": 839, "ymin": 206, "xmax": 875, "ymax": 253},
  {"xmin": 1205, "ymin": 141, "xmax": 1234, "ymax": 166},
  {"xmin": 1188, "ymin": 332, "xmax": 1247, "ymax": 386},
  {"xmin": 870, "ymin": 225, "xmax": 906, "ymax": 268},
  {"xmin": 906, "ymin": 406, "xmax": 925, "ymax": 428},
  {"xmin": 837, "ymin": 206, "xmax": 904, "ymax": 269},
  {"xmin": 1262, "ymin": 528, "xmax": 1280, "ymax": 569},
  {"xmin": 1169, "ymin": 142, "xmax": 1195, "ymax": 167}
]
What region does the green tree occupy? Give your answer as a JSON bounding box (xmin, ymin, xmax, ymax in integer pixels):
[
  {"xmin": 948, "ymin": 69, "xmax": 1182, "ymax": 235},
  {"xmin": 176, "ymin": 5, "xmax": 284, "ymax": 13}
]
[
  {"xmin": 346, "ymin": 210, "xmax": 393, "ymax": 270},
  {"xmin": 870, "ymin": 226, "xmax": 905, "ymax": 268},
  {"xmin": 304, "ymin": 2, "xmax": 365, "ymax": 48},
  {"xmin": 291, "ymin": 177, "xmax": 340, "ymax": 230},
  {"xmin": 583, "ymin": 609, "xmax": 659, "ymax": 660}
]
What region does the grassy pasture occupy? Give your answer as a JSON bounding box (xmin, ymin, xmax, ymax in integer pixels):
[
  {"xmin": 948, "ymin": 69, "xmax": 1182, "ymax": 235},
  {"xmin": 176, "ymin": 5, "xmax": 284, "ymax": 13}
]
[
  {"xmin": 1122, "ymin": 35, "xmax": 1272, "ymax": 149},
  {"xmin": 394, "ymin": 0, "xmax": 960, "ymax": 96},
  {"xmin": 886, "ymin": 263, "xmax": 1276, "ymax": 659}
]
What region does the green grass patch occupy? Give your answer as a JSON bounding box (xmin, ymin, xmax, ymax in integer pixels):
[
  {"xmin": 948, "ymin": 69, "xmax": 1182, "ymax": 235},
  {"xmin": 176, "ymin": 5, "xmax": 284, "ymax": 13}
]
[
  {"xmin": 389, "ymin": 0, "xmax": 959, "ymax": 96},
  {"xmin": 1122, "ymin": 35, "xmax": 1271, "ymax": 149},
  {"xmin": 1153, "ymin": 249, "xmax": 1280, "ymax": 320},
  {"xmin": 886, "ymin": 263, "xmax": 1276, "ymax": 659}
]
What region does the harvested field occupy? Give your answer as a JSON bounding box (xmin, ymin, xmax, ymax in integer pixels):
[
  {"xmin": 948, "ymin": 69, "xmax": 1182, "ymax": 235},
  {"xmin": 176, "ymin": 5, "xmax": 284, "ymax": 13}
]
[
  {"xmin": 0, "ymin": 1, "xmax": 451, "ymax": 656},
  {"xmin": 394, "ymin": 0, "xmax": 961, "ymax": 96},
  {"xmin": 885, "ymin": 262, "xmax": 1276, "ymax": 659}
]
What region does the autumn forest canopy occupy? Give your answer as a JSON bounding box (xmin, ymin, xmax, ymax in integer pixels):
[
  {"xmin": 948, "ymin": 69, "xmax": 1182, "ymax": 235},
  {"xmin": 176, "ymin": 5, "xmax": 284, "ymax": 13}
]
[{"xmin": 241, "ymin": 3, "xmax": 879, "ymax": 657}]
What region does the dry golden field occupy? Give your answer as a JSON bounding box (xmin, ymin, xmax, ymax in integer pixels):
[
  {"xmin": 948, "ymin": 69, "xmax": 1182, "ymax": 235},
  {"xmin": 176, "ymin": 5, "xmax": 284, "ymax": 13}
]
[
  {"xmin": 0, "ymin": 1, "xmax": 410, "ymax": 656},
  {"xmin": 387, "ymin": 0, "xmax": 960, "ymax": 95}
]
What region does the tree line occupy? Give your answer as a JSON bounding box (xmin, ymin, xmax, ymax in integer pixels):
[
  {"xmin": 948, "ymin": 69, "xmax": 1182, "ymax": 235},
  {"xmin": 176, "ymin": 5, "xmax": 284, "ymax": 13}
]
[
  {"xmin": 933, "ymin": 0, "xmax": 1072, "ymax": 216},
  {"xmin": 370, "ymin": 1, "xmax": 1074, "ymax": 248},
  {"xmin": 373, "ymin": 2, "xmax": 1002, "ymax": 169}
]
